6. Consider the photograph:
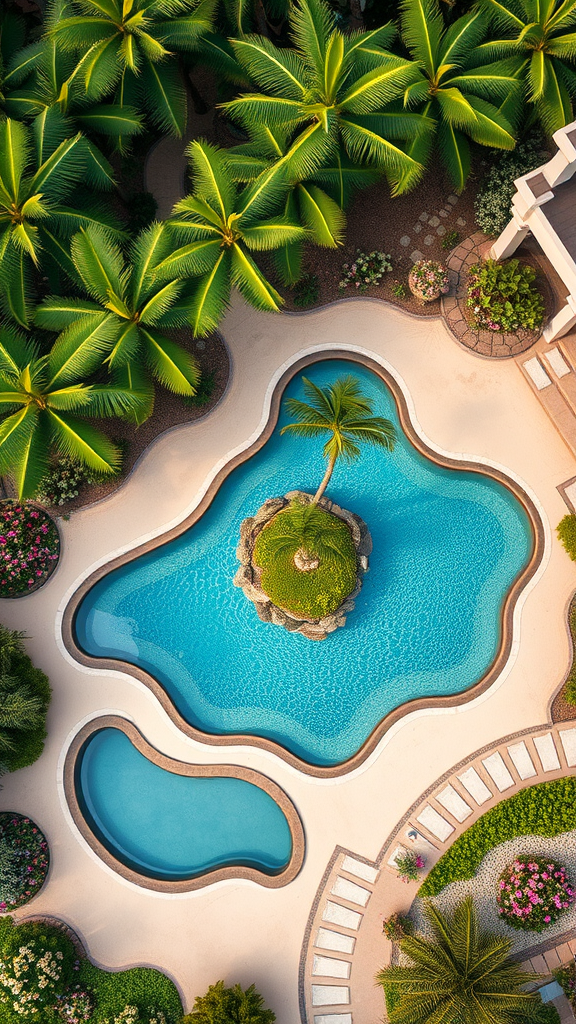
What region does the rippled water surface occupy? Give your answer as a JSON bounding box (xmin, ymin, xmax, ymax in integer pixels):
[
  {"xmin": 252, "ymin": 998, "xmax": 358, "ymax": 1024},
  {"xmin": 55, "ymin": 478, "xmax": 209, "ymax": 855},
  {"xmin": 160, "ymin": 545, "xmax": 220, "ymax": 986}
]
[
  {"xmin": 77, "ymin": 728, "xmax": 293, "ymax": 878},
  {"xmin": 75, "ymin": 360, "xmax": 533, "ymax": 766}
]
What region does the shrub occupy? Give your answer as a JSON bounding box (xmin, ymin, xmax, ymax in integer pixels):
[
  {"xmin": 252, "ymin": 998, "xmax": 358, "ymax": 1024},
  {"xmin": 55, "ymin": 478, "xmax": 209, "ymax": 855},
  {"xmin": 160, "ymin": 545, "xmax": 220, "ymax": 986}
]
[
  {"xmin": 441, "ymin": 229, "xmax": 460, "ymax": 251},
  {"xmin": 0, "ymin": 916, "xmax": 75, "ymax": 1021},
  {"xmin": 0, "ymin": 502, "xmax": 59, "ymax": 597},
  {"xmin": 394, "ymin": 851, "xmax": 425, "ymax": 883},
  {"xmin": 188, "ymin": 372, "xmax": 215, "ymax": 407},
  {"xmin": 496, "ymin": 855, "xmax": 575, "ymax": 932},
  {"xmin": 77, "ymin": 963, "xmax": 182, "ymax": 1024},
  {"xmin": 467, "ymin": 259, "xmax": 544, "ymax": 332},
  {"xmin": 0, "ymin": 813, "xmax": 49, "ymax": 912},
  {"xmin": 475, "ymin": 136, "xmax": 549, "ymax": 237},
  {"xmin": 292, "ymin": 273, "xmax": 320, "ymax": 308},
  {"xmin": 391, "ymin": 280, "xmax": 407, "ymax": 299},
  {"xmin": 182, "ymin": 981, "xmax": 275, "ymax": 1024},
  {"xmin": 554, "ymin": 961, "xmax": 576, "ymax": 1010},
  {"xmin": 408, "ymin": 260, "xmax": 449, "ymax": 301},
  {"xmin": 557, "ymin": 513, "xmax": 576, "ymax": 562},
  {"xmin": 34, "ymin": 457, "xmax": 98, "ymax": 508},
  {"xmin": 56, "ymin": 986, "xmax": 94, "ymax": 1023},
  {"xmin": 382, "ymin": 913, "xmax": 413, "ymax": 941},
  {"xmin": 338, "ymin": 251, "xmax": 392, "ymax": 293},
  {"xmin": 0, "ymin": 635, "xmax": 51, "ymax": 775},
  {"xmin": 253, "ymin": 504, "xmax": 357, "ymax": 619},
  {"xmin": 420, "ymin": 777, "xmax": 576, "ymax": 897}
]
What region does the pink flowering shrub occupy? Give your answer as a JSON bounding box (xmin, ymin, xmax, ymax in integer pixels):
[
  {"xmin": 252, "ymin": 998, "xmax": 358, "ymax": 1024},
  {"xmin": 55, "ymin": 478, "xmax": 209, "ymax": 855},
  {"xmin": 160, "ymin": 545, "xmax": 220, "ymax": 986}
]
[
  {"xmin": 408, "ymin": 260, "xmax": 449, "ymax": 302},
  {"xmin": 496, "ymin": 855, "xmax": 575, "ymax": 932},
  {"xmin": 339, "ymin": 251, "xmax": 392, "ymax": 293},
  {"xmin": 0, "ymin": 502, "xmax": 59, "ymax": 598},
  {"xmin": 56, "ymin": 986, "xmax": 94, "ymax": 1023},
  {"xmin": 0, "ymin": 814, "xmax": 49, "ymax": 913}
]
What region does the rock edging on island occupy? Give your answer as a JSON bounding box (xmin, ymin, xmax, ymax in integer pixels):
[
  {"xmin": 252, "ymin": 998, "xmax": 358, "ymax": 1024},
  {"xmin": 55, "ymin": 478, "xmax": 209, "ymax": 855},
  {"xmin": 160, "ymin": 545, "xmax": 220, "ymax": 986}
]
[{"xmin": 233, "ymin": 490, "xmax": 372, "ymax": 641}]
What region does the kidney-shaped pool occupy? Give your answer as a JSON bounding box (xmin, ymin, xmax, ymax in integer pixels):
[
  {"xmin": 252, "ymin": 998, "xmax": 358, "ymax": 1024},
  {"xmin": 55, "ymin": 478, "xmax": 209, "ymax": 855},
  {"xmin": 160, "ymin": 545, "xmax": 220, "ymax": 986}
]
[{"xmin": 71, "ymin": 357, "xmax": 538, "ymax": 770}]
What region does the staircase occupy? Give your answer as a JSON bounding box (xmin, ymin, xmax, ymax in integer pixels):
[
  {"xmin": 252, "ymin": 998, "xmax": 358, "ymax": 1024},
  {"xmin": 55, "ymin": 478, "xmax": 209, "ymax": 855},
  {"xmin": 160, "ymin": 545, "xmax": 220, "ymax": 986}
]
[{"xmin": 518, "ymin": 330, "xmax": 576, "ymax": 459}]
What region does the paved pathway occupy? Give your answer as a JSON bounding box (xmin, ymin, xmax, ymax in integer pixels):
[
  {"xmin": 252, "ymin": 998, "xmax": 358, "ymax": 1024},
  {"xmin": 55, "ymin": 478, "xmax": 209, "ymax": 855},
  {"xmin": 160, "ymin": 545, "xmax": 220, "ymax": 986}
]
[{"xmin": 300, "ymin": 719, "xmax": 576, "ymax": 1024}]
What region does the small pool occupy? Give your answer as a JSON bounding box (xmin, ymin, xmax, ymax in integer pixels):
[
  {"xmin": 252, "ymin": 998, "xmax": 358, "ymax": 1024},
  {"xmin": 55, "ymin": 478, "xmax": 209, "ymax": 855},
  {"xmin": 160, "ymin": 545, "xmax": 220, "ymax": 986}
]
[
  {"xmin": 74, "ymin": 359, "xmax": 535, "ymax": 767},
  {"xmin": 75, "ymin": 727, "xmax": 293, "ymax": 880}
]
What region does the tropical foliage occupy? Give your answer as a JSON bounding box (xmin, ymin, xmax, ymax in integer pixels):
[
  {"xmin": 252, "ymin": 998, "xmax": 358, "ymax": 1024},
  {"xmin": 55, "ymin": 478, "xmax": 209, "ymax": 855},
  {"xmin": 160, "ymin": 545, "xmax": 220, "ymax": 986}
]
[
  {"xmin": 222, "ymin": 0, "xmax": 428, "ymax": 193},
  {"xmin": 0, "ymin": 812, "xmax": 50, "ymax": 912},
  {"xmin": 377, "ymin": 897, "xmax": 550, "ymax": 1024},
  {"xmin": 397, "ymin": 0, "xmax": 521, "ymax": 191},
  {"xmin": 0, "ymin": 502, "xmax": 59, "ymax": 596},
  {"xmin": 497, "ymin": 855, "xmax": 575, "ymax": 931},
  {"xmin": 478, "ymin": 0, "xmax": 576, "ymax": 134},
  {"xmin": 474, "ymin": 134, "xmax": 548, "ymax": 236},
  {"xmin": 0, "ymin": 622, "xmax": 51, "ymax": 774},
  {"xmin": 181, "ymin": 981, "xmax": 276, "ymax": 1024},
  {"xmin": 466, "ymin": 257, "xmax": 544, "ymax": 331},
  {"xmin": 281, "ymin": 374, "xmax": 397, "ymax": 502}
]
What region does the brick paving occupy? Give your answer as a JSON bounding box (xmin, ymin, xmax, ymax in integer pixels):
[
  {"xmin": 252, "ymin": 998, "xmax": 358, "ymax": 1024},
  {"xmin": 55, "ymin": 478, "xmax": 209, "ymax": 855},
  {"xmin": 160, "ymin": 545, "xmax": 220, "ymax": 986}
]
[{"xmin": 441, "ymin": 232, "xmax": 541, "ymax": 359}]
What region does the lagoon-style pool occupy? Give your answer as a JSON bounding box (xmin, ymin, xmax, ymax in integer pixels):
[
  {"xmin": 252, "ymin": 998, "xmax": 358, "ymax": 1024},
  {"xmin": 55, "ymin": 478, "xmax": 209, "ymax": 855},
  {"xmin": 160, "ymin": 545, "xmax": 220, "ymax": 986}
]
[{"xmin": 74, "ymin": 359, "xmax": 534, "ymax": 767}]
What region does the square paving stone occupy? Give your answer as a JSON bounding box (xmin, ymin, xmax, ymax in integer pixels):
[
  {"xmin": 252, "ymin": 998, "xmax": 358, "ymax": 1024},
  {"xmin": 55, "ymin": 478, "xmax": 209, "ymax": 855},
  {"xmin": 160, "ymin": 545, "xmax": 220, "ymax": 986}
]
[
  {"xmin": 413, "ymin": 224, "xmax": 422, "ymax": 233},
  {"xmin": 400, "ymin": 235, "xmax": 411, "ymax": 246},
  {"xmin": 439, "ymin": 209, "xmax": 449, "ymax": 217},
  {"xmin": 544, "ymin": 950, "xmax": 561, "ymax": 971},
  {"xmin": 456, "ymin": 217, "xmax": 466, "ymax": 226},
  {"xmin": 531, "ymin": 956, "xmax": 548, "ymax": 974},
  {"xmin": 428, "ymin": 216, "xmax": 440, "ymax": 227},
  {"xmin": 447, "ymin": 195, "xmax": 459, "ymax": 204},
  {"xmin": 410, "ymin": 250, "xmax": 424, "ymax": 261},
  {"xmin": 436, "ymin": 226, "xmax": 446, "ymax": 236},
  {"xmin": 424, "ymin": 234, "xmax": 434, "ymax": 245},
  {"xmin": 419, "ymin": 212, "xmax": 428, "ymax": 221}
]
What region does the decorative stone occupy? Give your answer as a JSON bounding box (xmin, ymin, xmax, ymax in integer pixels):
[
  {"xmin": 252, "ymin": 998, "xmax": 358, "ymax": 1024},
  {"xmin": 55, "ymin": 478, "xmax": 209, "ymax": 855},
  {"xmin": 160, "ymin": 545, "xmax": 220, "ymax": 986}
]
[
  {"xmin": 439, "ymin": 209, "xmax": 449, "ymax": 217},
  {"xmin": 428, "ymin": 216, "xmax": 440, "ymax": 227},
  {"xmin": 196, "ymin": 339, "xmax": 206, "ymax": 350},
  {"xmin": 447, "ymin": 195, "xmax": 458, "ymax": 205},
  {"xmin": 423, "ymin": 235, "xmax": 434, "ymax": 246},
  {"xmin": 436, "ymin": 225, "xmax": 446, "ymax": 236},
  {"xmin": 456, "ymin": 217, "xmax": 466, "ymax": 226},
  {"xmin": 399, "ymin": 235, "xmax": 411, "ymax": 246},
  {"xmin": 419, "ymin": 212, "xmax": 429, "ymax": 222},
  {"xmin": 410, "ymin": 250, "xmax": 424, "ymax": 262},
  {"xmin": 234, "ymin": 491, "xmax": 371, "ymax": 641},
  {"xmin": 413, "ymin": 223, "xmax": 422, "ymax": 233}
]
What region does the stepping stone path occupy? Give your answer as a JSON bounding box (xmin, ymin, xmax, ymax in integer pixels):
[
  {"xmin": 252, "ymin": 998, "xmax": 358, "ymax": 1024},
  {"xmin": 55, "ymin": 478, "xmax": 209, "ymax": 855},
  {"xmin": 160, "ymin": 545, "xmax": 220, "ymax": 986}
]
[
  {"xmin": 301, "ymin": 721, "xmax": 576, "ymax": 1024},
  {"xmin": 442, "ymin": 232, "xmax": 541, "ymax": 358},
  {"xmin": 395, "ymin": 196, "xmax": 465, "ymax": 264}
]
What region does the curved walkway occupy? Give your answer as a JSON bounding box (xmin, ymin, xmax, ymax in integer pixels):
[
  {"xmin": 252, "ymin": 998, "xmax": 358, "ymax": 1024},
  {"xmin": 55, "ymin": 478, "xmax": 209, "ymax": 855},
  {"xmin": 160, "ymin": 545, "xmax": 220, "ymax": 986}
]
[{"xmin": 299, "ymin": 716, "xmax": 576, "ymax": 1024}]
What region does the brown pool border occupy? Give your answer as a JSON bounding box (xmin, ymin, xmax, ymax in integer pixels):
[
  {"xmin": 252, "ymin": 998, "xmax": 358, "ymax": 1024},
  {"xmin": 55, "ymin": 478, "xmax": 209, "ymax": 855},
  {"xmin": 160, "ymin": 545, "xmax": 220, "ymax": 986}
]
[
  {"xmin": 61, "ymin": 350, "xmax": 546, "ymax": 779},
  {"xmin": 64, "ymin": 715, "xmax": 305, "ymax": 892}
]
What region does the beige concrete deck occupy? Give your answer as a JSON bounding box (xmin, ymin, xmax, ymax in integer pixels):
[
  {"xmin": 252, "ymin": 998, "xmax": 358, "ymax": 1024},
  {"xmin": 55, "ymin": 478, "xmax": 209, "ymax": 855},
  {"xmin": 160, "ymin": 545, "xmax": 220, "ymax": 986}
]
[{"xmin": 1, "ymin": 294, "xmax": 576, "ymax": 1022}]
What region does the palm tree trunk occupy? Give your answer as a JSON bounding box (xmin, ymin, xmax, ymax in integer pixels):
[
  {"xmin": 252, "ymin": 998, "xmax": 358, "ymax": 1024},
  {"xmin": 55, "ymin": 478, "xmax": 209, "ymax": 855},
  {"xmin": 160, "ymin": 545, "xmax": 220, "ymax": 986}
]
[{"xmin": 313, "ymin": 452, "xmax": 337, "ymax": 505}]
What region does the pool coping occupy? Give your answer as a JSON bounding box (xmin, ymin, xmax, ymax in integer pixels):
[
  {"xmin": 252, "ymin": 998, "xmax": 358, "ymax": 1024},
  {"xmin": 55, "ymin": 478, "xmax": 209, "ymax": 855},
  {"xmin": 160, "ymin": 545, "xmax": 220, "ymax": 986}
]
[
  {"xmin": 63, "ymin": 715, "xmax": 305, "ymax": 893},
  {"xmin": 60, "ymin": 349, "xmax": 546, "ymax": 779}
]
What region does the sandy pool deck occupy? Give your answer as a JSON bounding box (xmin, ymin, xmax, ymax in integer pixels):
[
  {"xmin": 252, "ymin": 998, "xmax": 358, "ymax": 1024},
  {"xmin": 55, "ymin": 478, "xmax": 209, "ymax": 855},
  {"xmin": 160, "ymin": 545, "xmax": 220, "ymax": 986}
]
[{"xmin": 1, "ymin": 295, "xmax": 576, "ymax": 1023}]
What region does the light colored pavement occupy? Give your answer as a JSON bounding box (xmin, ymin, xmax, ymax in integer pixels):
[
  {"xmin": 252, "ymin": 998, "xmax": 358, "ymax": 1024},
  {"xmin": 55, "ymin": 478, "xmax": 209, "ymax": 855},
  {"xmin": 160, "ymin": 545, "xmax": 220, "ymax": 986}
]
[{"xmin": 2, "ymin": 295, "xmax": 576, "ymax": 1022}]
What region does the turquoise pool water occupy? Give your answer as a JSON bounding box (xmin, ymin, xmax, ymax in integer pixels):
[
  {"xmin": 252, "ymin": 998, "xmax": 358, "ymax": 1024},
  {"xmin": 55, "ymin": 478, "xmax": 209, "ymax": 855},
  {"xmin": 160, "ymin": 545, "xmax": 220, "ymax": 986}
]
[
  {"xmin": 76, "ymin": 728, "xmax": 293, "ymax": 878},
  {"xmin": 74, "ymin": 359, "xmax": 533, "ymax": 767}
]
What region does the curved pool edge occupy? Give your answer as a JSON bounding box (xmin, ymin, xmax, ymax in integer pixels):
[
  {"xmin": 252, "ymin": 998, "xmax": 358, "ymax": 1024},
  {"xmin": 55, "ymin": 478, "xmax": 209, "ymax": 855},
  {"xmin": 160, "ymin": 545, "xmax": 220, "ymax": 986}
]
[
  {"xmin": 63, "ymin": 715, "xmax": 305, "ymax": 892},
  {"xmin": 61, "ymin": 350, "xmax": 546, "ymax": 779}
]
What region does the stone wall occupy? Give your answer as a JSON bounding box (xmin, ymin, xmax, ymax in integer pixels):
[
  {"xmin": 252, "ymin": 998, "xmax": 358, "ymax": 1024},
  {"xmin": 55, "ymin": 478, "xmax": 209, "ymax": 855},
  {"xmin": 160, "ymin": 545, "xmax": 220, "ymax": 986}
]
[{"xmin": 233, "ymin": 490, "xmax": 372, "ymax": 641}]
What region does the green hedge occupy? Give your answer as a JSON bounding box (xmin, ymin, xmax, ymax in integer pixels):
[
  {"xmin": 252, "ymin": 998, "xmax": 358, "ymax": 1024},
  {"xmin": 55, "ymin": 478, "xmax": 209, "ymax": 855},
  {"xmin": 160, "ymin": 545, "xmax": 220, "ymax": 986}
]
[
  {"xmin": 557, "ymin": 514, "xmax": 576, "ymax": 562},
  {"xmin": 78, "ymin": 963, "xmax": 183, "ymax": 1023},
  {"xmin": 419, "ymin": 778, "xmax": 576, "ymax": 897}
]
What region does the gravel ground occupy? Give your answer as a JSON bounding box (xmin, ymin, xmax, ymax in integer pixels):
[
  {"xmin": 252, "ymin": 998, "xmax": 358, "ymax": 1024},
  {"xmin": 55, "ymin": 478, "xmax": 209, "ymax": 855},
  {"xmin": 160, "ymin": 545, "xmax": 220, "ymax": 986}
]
[{"xmin": 410, "ymin": 832, "xmax": 576, "ymax": 956}]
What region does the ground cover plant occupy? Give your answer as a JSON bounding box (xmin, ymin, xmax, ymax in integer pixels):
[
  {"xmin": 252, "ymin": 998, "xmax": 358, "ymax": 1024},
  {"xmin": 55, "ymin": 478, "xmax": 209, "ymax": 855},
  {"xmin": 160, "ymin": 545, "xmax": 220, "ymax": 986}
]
[
  {"xmin": 474, "ymin": 136, "xmax": 549, "ymax": 237},
  {"xmin": 377, "ymin": 896, "xmax": 551, "ymax": 1024},
  {"xmin": 0, "ymin": 502, "xmax": 59, "ymax": 596},
  {"xmin": 35, "ymin": 458, "xmax": 98, "ymax": 508},
  {"xmin": 0, "ymin": 916, "xmax": 183, "ymax": 1024},
  {"xmin": 466, "ymin": 258, "xmax": 545, "ymax": 332},
  {"xmin": 557, "ymin": 513, "xmax": 576, "ymax": 564},
  {"xmin": 0, "ymin": 813, "xmax": 49, "ymax": 912},
  {"xmin": 554, "ymin": 961, "xmax": 576, "ymax": 1012},
  {"xmin": 338, "ymin": 251, "xmax": 392, "ymax": 293},
  {"xmin": 420, "ymin": 777, "xmax": 576, "ymax": 896},
  {"xmin": 253, "ymin": 500, "xmax": 357, "ymax": 617},
  {"xmin": 496, "ymin": 855, "xmax": 575, "ymax": 932},
  {"xmin": 0, "ymin": 624, "xmax": 51, "ymax": 774}
]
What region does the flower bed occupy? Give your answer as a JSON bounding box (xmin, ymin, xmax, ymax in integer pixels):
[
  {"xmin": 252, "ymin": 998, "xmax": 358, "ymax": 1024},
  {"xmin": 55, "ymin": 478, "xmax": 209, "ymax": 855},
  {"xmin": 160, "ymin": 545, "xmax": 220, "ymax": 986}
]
[
  {"xmin": 0, "ymin": 813, "xmax": 50, "ymax": 912},
  {"xmin": 0, "ymin": 501, "xmax": 60, "ymax": 597},
  {"xmin": 466, "ymin": 258, "xmax": 544, "ymax": 332},
  {"xmin": 496, "ymin": 855, "xmax": 575, "ymax": 932},
  {"xmin": 408, "ymin": 260, "xmax": 449, "ymax": 302},
  {"xmin": 339, "ymin": 251, "xmax": 392, "ymax": 293}
]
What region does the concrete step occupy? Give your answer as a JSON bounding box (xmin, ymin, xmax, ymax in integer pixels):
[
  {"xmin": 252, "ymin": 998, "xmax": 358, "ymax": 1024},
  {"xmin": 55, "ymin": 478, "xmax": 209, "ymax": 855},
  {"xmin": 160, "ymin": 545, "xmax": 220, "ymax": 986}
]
[
  {"xmin": 518, "ymin": 358, "xmax": 576, "ymax": 458},
  {"xmin": 558, "ymin": 334, "xmax": 576, "ymax": 372}
]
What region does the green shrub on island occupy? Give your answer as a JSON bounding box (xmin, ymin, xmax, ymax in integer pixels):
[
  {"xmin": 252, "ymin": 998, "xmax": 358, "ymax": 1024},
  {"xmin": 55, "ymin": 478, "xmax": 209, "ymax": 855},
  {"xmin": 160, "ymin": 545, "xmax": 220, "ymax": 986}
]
[
  {"xmin": 557, "ymin": 513, "xmax": 576, "ymax": 562},
  {"xmin": 0, "ymin": 916, "xmax": 183, "ymax": 1024},
  {"xmin": 420, "ymin": 777, "xmax": 576, "ymax": 897},
  {"xmin": 254, "ymin": 502, "xmax": 357, "ymax": 619},
  {"xmin": 467, "ymin": 259, "xmax": 544, "ymax": 333},
  {"xmin": 181, "ymin": 981, "xmax": 275, "ymax": 1024},
  {"xmin": 0, "ymin": 625, "xmax": 51, "ymax": 775}
]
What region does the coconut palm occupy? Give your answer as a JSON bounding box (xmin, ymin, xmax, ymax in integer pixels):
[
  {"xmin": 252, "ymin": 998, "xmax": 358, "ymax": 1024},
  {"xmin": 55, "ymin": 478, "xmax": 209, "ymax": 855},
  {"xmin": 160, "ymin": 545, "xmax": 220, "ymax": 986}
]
[
  {"xmin": 227, "ymin": 123, "xmax": 353, "ymax": 284},
  {"xmin": 221, "ymin": 0, "xmax": 428, "ymax": 192},
  {"xmin": 263, "ymin": 498, "xmax": 352, "ymax": 569},
  {"xmin": 35, "ymin": 223, "xmax": 200, "ymax": 421},
  {"xmin": 0, "ymin": 7, "xmax": 27, "ymax": 116},
  {"xmin": 396, "ymin": 0, "xmax": 522, "ymax": 192},
  {"xmin": 48, "ymin": 0, "xmax": 216, "ymax": 139},
  {"xmin": 3, "ymin": 36, "xmax": 144, "ymax": 146},
  {"xmin": 0, "ymin": 117, "xmax": 121, "ymax": 328},
  {"xmin": 0, "ymin": 324, "xmax": 143, "ymax": 499},
  {"xmin": 476, "ymin": 0, "xmax": 576, "ymax": 134},
  {"xmin": 152, "ymin": 139, "xmax": 308, "ymax": 335},
  {"xmin": 281, "ymin": 375, "xmax": 396, "ymax": 503},
  {"xmin": 377, "ymin": 897, "xmax": 547, "ymax": 1024}
]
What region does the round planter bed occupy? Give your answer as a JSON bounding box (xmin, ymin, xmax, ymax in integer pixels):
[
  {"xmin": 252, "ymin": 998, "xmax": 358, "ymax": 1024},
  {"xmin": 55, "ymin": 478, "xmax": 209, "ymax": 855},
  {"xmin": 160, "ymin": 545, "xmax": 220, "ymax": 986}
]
[{"xmin": 0, "ymin": 501, "xmax": 60, "ymax": 598}]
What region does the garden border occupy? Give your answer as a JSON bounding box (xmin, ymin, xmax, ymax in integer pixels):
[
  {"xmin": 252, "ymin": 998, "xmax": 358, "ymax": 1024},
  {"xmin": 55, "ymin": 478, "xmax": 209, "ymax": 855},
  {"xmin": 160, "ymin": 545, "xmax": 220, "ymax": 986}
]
[
  {"xmin": 63, "ymin": 715, "xmax": 305, "ymax": 893},
  {"xmin": 60, "ymin": 349, "xmax": 545, "ymax": 779}
]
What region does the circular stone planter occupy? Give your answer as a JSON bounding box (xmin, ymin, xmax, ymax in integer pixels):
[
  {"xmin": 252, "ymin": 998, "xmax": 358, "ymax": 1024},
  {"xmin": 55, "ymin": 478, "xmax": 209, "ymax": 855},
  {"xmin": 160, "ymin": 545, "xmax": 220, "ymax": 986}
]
[
  {"xmin": 0, "ymin": 812, "xmax": 50, "ymax": 913},
  {"xmin": 0, "ymin": 500, "xmax": 60, "ymax": 598},
  {"xmin": 234, "ymin": 490, "xmax": 372, "ymax": 641},
  {"xmin": 408, "ymin": 260, "xmax": 449, "ymax": 303}
]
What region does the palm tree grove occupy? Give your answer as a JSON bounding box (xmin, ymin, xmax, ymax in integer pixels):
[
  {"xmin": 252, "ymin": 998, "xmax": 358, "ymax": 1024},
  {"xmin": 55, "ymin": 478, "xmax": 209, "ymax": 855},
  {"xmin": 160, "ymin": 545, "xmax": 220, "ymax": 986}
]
[{"xmin": 2, "ymin": 0, "xmax": 576, "ymax": 1021}]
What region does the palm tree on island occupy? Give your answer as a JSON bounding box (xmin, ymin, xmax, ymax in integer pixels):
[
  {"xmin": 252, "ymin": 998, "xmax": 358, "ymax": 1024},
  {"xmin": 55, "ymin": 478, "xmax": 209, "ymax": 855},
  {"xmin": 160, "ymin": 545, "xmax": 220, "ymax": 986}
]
[{"xmin": 281, "ymin": 375, "xmax": 397, "ymax": 503}]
